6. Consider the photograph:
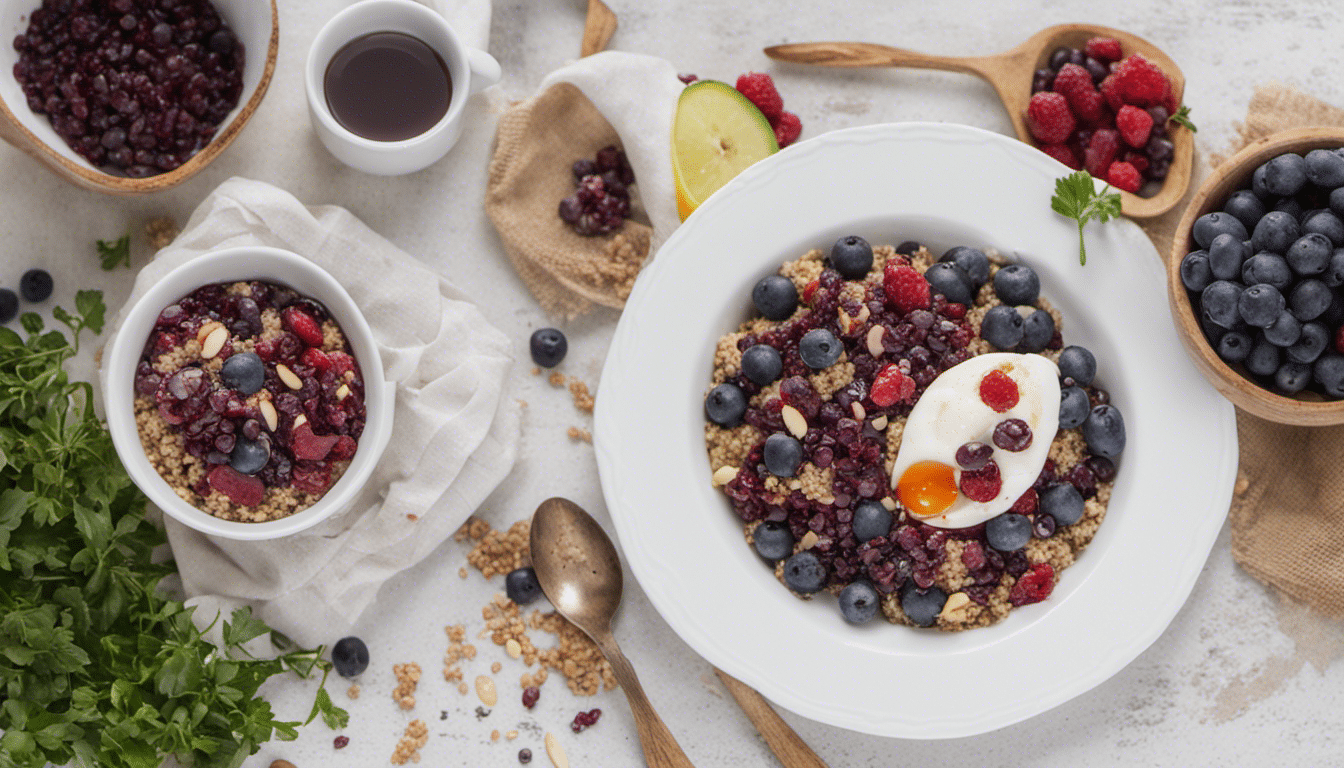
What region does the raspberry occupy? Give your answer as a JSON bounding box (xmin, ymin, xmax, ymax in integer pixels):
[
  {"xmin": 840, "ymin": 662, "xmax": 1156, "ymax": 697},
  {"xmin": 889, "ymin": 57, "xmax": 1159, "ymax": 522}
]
[
  {"xmin": 735, "ymin": 72, "xmax": 784, "ymax": 122},
  {"xmin": 329, "ymin": 435, "xmax": 358, "ymax": 460},
  {"xmin": 1107, "ymin": 160, "xmax": 1143, "ymax": 193},
  {"xmin": 1009, "ymin": 488, "xmax": 1039, "ymax": 515},
  {"xmin": 1161, "ymin": 78, "xmax": 1179, "ymax": 116},
  {"xmin": 1039, "ymin": 143, "xmax": 1080, "ymax": 169},
  {"xmin": 282, "ymin": 306, "xmax": 324, "ymax": 347},
  {"xmin": 978, "ymin": 369, "xmax": 1019, "ymax": 412},
  {"xmin": 883, "ymin": 263, "xmax": 931, "ymax": 314},
  {"xmin": 1084, "ymin": 128, "xmax": 1121, "ymax": 178},
  {"xmin": 208, "ymin": 465, "xmax": 265, "ymax": 507},
  {"xmin": 1069, "ymin": 88, "xmax": 1106, "ymax": 125},
  {"xmin": 1122, "ymin": 150, "xmax": 1149, "ymax": 173},
  {"xmin": 1113, "ymin": 53, "xmax": 1168, "ymax": 107},
  {"xmin": 1050, "ymin": 64, "xmax": 1094, "ymax": 104},
  {"xmin": 1025, "ymin": 92, "xmax": 1075, "ymax": 144},
  {"xmin": 959, "ymin": 460, "xmax": 1002, "ymax": 502},
  {"xmin": 1009, "ymin": 562, "xmax": 1055, "ymax": 606},
  {"xmin": 772, "ymin": 111, "xmax": 802, "ymax": 148},
  {"xmin": 1084, "ymin": 36, "xmax": 1123, "ymax": 63},
  {"xmin": 302, "ymin": 346, "xmax": 331, "ymax": 372},
  {"xmin": 1115, "ymin": 104, "xmax": 1154, "ymax": 148},
  {"xmin": 1098, "ymin": 73, "xmax": 1124, "ymax": 111},
  {"xmin": 871, "ymin": 364, "xmax": 916, "ymax": 407}
]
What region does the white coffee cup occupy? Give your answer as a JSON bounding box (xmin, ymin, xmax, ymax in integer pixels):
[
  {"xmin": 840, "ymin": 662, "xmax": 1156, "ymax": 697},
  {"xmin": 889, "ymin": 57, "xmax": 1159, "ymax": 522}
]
[{"xmin": 305, "ymin": 0, "xmax": 501, "ymax": 175}]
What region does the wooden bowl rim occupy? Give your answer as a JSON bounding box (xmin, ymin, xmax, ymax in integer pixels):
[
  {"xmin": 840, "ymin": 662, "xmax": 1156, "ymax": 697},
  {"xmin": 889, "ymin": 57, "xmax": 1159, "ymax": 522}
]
[
  {"xmin": 1167, "ymin": 125, "xmax": 1344, "ymax": 425},
  {"xmin": 0, "ymin": 0, "xmax": 278, "ymax": 195}
]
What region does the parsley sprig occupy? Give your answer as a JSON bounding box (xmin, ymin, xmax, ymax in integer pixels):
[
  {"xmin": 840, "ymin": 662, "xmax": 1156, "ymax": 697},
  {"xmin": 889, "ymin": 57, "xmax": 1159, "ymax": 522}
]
[
  {"xmin": 0, "ymin": 292, "xmax": 345, "ymax": 768},
  {"xmin": 1051, "ymin": 170, "xmax": 1123, "ymax": 265},
  {"xmin": 1170, "ymin": 104, "xmax": 1197, "ymax": 133},
  {"xmin": 97, "ymin": 234, "xmax": 132, "ymax": 270}
]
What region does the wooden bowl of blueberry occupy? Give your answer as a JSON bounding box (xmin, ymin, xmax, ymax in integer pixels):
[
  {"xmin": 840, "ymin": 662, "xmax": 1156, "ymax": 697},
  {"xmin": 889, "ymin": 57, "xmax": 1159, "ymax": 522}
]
[{"xmin": 1169, "ymin": 126, "xmax": 1344, "ymax": 425}]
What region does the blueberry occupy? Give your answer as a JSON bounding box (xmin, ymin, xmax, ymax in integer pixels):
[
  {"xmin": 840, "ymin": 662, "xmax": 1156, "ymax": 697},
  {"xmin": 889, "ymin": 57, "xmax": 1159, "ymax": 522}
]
[
  {"xmin": 1274, "ymin": 361, "xmax": 1313, "ymax": 394},
  {"xmin": 1289, "ymin": 279, "xmax": 1332, "ymax": 321},
  {"xmin": 1252, "ymin": 211, "xmax": 1301, "ymax": 255},
  {"xmin": 1274, "ymin": 197, "xmax": 1303, "ymax": 221},
  {"xmin": 1180, "ymin": 250, "xmax": 1214, "ymax": 292},
  {"xmin": 0, "ymin": 288, "xmax": 16, "ymax": 323},
  {"xmin": 993, "ymin": 264, "xmax": 1040, "ymax": 306},
  {"xmin": 1286, "ymin": 233, "xmax": 1332, "ymax": 275},
  {"xmin": 838, "ymin": 581, "xmax": 881, "ymax": 624},
  {"xmin": 1287, "ymin": 321, "xmax": 1329, "ymax": 364},
  {"xmin": 1331, "ymin": 186, "xmax": 1344, "ymax": 218},
  {"xmin": 1217, "ymin": 330, "xmax": 1254, "ymax": 363},
  {"xmin": 763, "ymin": 433, "xmax": 804, "ymax": 477},
  {"xmin": 1322, "ymin": 292, "xmax": 1344, "ymax": 326},
  {"xmin": 1241, "ymin": 252, "xmax": 1293, "ymax": 290},
  {"xmin": 1040, "ymin": 483, "xmax": 1085, "ymax": 526},
  {"xmin": 830, "ymin": 235, "xmax": 874, "ymax": 279},
  {"xmin": 924, "ymin": 262, "xmax": 974, "ymax": 305},
  {"xmin": 220, "ymin": 351, "xmax": 265, "ymax": 395},
  {"xmin": 741, "ymin": 344, "xmax": 783, "ymax": 385},
  {"xmin": 899, "ymin": 581, "xmax": 947, "ymax": 628},
  {"xmin": 1246, "ymin": 337, "xmax": 1282, "ymax": 376},
  {"xmin": 1264, "ymin": 310, "xmax": 1302, "ymax": 347},
  {"xmin": 1059, "ymin": 386, "xmax": 1091, "ymax": 428},
  {"xmin": 895, "ymin": 240, "xmax": 923, "ymax": 255},
  {"xmin": 1057, "ymin": 345, "xmax": 1097, "ymax": 386},
  {"xmin": 753, "ymin": 275, "xmax": 799, "ymax": 321},
  {"xmin": 529, "ymin": 328, "xmax": 568, "ymax": 367},
  {"xmin": 19, "ymin": 269, "xmax": 52, "ymax": 302},
  {"xmin": 331, "ymin": 636, "xmax": 370, "ymax": 678},
  {"xmin": 1193, "ymin": 212, "xmax": 1249, "ymax": 249},
  {"xmin": 1200, "ymin": 281, "xmax": 1244, "ymax": 329},
  {"xmin": 981, "ymin": 305, "xmax": 1025, "ymax": 349},
  {"xmin": 1201, "ymin": 315, "xmax": 1228, "ymax": 347},
  {"xmin": 1305, "ymin": 148, "xmax": 1344, "ymax": 187},
  {"xmin": 1251, "ymin": 163, "xmax": 1273, "ymax": 200},
  {"xmin": 1325, "ymin": 250, "xmax": 1344, "ymax": 287},
  {"xmin": 782, "ymin": 550, "xmax": 827, "ymax": 593},
  {"xmin": 1208, "ymin": 234, "xmax": 1249, "ymax": 281},
  {"xmin": 1224, "ymin": 190, "xmax": 1267, "ymax": 231},
  {"xmin": 1303, "ymin": 210, "xmax": 1344, "ymax": 246},
  {"xmin": 985, "ymin": 512, "xmax": 1032, "ymax": 552},
  {"xmin": 752, "ymin": 520, "xmax": 794, "ymax": 561},
  {"xmin": 940, "ymin": 246, "xmax": 990, "ymax": 287},
  {"xmin": 505, "ymin": 567, "xmax": 543, "ymax": 604},
  {"xmin": 798, "ymin": 328, "xmax": 842, "ymax": 369},
  {"xmin": 1018, "ymin": 309, "xmax": 1055, "ymax": 353},
  {"xmin": 1261, "ymin": 152, "xmax": 1308, "ymax": 197},
  {"xmin": 705, "ymin": 383, "xmax": 747, "ymax": 427},
  {"xmin": 229, "ymin": 437, "xmax": 270, "ymax": 475},
  {"xmin": 1315, "ymin": 353, "xmax": 1344, "ymax": 397},
  {"xmin": 1082, "ymin": 404, "xmax": 1125, "ymax": 457},
  {"xmin": 1238, "ymin": 284, "xmax": 1285, "ymax": 328},
  {"xmin": 851, "ymin": 500, "xmax": 893, "ymax": 542}
]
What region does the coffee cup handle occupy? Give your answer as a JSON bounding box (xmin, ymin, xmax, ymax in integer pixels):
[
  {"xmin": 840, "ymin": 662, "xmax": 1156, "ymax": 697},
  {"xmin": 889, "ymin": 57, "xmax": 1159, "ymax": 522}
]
[{"xmin": 466, "ymin": 48, "xmax": 501, "ymax": 93}]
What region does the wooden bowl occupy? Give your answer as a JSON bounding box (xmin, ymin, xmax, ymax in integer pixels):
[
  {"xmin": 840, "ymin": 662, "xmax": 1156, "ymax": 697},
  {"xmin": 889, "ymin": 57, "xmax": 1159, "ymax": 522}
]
[
  {"xmin": 1167, "ymin": 126, "xmax": 1344, "ymax": 425},
  {"xmin": 0, "ymin": 0, "xmax": 278, "ymax": 195}
]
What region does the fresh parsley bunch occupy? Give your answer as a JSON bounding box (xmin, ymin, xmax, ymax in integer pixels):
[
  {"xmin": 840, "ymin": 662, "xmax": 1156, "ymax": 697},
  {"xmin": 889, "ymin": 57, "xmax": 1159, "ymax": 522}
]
[
  {"xmin": 1051, "ymin": 170, "xmax": 1123, "ymax": 265},
  {"xmin": 0, "ymin": 292, "xmax": 345, "ymax": 768}
]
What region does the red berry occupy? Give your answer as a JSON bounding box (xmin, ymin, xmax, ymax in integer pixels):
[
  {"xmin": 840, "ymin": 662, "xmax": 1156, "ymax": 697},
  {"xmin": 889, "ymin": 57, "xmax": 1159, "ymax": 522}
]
[
  {"xmin": 328, "ymin": 351, "xmax": 358, "ymax": 378},
  {"xmin": 1025, "ymin": 91, "xmax": 1075, "ymax": 144},
  {"xmin": 735, "ymin": 72, "xmax": 784, "ymax": 122},
  {"xmin": 959, "ymin": 460, "xmax": 1002, "ymax": 502},
  {"xmin": 1098, "ymin": 73, "xmax": 1125, "ymax": 111},
  {"xmin": 1106, "ymin": 160, "xmax": 1143, "ymax": 193},
  {"xmin": 1050, "ymin": 63, "xmax": 1093, "ymax": 104},
  {"xmin": 1335, "ymin": 325, "xmax": 1344, "ymax": 354},
  {"xmin": 978, "ymin": 369, "xmax": 1020, "ymax": 412},
  {"xmin": 1084, "ymin": 36, "xmax": 1123, "ymax": 63},
  {"xmin": 292, "ymin": 421, "xmax": 340, "ymax": 461},
  {"xmin": 1009, "ymin": 488, "xmax": 1039, "ymax": 515},
  {"xmin": 302, "ymin": 346, "xmax": 332, "ymax": 372},
  {"xmin": 772, "ymin": 111, "xmax": 802, "ymax": 148},
  {"xmin": 292, "ymin": 463, "xmax": 332, "ymax": 495},
  {"xmin": 1161, "ymin": 78, "xmax": 1179, "ymax": 116},
  {"xmin": 802, "ymin": 279, "xmax": 820, "ymax": 303},
  {"xmin": 1009, "ymin": 562, "xmax": 1055, "ymax": 606},
  {"xmin": 283, "ymin": 306, "xmax": 324, "ymax": 347},
  {"xmin": 871, "ymin": 364, "xmax": 916, "ymax": 407},
  {"xmin": 1069, "ymin": 88, "xmax": 1106, "ymax": 125},
  {"xmin": 1113, "ymin": 53, "xmax": 1168, "ymax": 107},
  {"xmin": 329, "ymin": 435, "xmax": 358, "ymax": 460},
  {"xmin": 1039, "ymin": 143, "xmax": 1080, "ymax": 169},
  {"xmin": 1122, "ymin": 150, "xmax": 1149, "ymax": 173},
  {"xmin": 1115, "ymin": 104, "xmax": 1154, "ymax": 148},
  {"xmin": 522, "ymin": 686, "xmax": 540, "ymax": 709},
  {"xmin": 677, "ymin": 73, "xmax": 698, "ymax": 84},
  {"xmin": 208, "ymin": 465, "xmax": 265, "ymax": 507},
  {"xmin": 1084, "ymin": 128, "xmax": 1121, "ymax": 178},
  {"xmin": 883, "ymin": 263, "xmax": 931, "ymax": 314},
  {"xmin": 333, "ymin": 735, "xmax": 350, "ymax": 749}
]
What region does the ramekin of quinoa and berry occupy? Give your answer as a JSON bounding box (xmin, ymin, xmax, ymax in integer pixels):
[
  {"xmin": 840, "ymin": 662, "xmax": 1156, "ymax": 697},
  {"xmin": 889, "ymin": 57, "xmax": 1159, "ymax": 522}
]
[{"xmin": 104, "ymin": 246, "xmax": 394, "ymax": 540}]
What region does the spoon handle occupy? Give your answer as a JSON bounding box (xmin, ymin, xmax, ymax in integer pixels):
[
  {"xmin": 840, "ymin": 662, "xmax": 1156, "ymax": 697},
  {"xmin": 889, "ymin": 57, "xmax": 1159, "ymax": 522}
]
[
  {"xmin": 714, "ymin": 669, "xmax": 830, "ymax": 768},
  {"xmin": 596, "ymin": 636, "xmax": 698, "ymax": 768},
  {"xmin": 764, "ymin": 42, "xmax": 998, "ymax": 79}
]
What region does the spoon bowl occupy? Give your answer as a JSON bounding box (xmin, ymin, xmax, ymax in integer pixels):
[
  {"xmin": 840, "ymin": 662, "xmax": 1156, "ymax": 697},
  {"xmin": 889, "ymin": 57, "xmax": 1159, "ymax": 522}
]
[{"xmin": 764, "ymin": 23, "xmax": 1193, "ymax": 218}]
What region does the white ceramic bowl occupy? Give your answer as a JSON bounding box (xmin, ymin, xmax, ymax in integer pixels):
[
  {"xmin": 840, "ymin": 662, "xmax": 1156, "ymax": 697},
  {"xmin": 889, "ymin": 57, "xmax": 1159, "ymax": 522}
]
[
  {"xmin": 104, "ymin": 247, "xmax": 395, "ymax": 541},
  {"xmin": 0, "ymin": 0, "xmax": 278, "ymax": 194}
]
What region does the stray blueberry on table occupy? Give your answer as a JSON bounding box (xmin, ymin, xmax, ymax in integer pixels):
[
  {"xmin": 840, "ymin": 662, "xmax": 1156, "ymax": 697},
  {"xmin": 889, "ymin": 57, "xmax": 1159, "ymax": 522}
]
[
  {"xmin": 331, "ymin": 636, "xmax": 370, "ymax": 678},
  {"xmin": 752, "ymin": 520, "xmax": 794, "ymax": 561},
  {"xmin": 1040, "ymin": 483, "xmax": 1085, "ymax": 526},
  {"xmin": 923, "ymin": 261, "xmax": 974, "ymax": 306},
  {"xmin": 19, "ymin": 269, "xmax": 53, "ymax": 303},
  {"xmin": 1057, "ymin": 345, "xmax": 1096, "ymax": 386},
  {"xmin": 850, "ymin": 500, "xmax": 893, "ymax": 542},
  {"xmin": 505, "ymin": 567, "xmax": 543, "ymax": 605},
  {"xmin": 985, "ymin": 512, "xmax": 1033, "ymax": 552},
  {"xmin": 940, "ymin": 246, "xmax": 990, "ymax": 288},
  {"xmin": 798, "ymin": 328, "xmax": 842, "ymax": 369},
  {"xmin": 705, "ymin": 383, "xmax": 747, "ymax": 427},
  {"xmin": 529, "ymin": 328, "xmax": 568, "ymax": 368},
  {"xmin": 782, "ymin": 550, "xmax": 827, "ymax": 594},
  {"xmin": 763, "ymin": 432, "xmax": 804, "ymax": 477},
  {"xmin": 1082, "ymin": 404, "xmax": 1126, "ymax": 457},
  {"xmin": 1058, "ymin": 386, "xmax": 1091, "ymax": 428},
  {"xmin": 1017, "ymin": 308, "xmax": 1055, "ymax": 353},
  {"xmin": 830, "ymin": 235, "xmax": 874, "ymax": 279},
  {"xmin": 741, "ymin": 344, "xmax": 783, "ymax": 385},
  {"xmin": 0, "ymin": 288, "xmax": 16, "ymax": 324},
  {"xmin": 838, "ymin": 581, "xmax": 880, "ymax": 624},
  {"xmin": 980, "ymin": 305, "xmax": 1025, "ymax": 350},
  {"xmin": 899, "ymin": 581, "xmax": 947, "ymax": 627},
  {"xmin": 992, "ymin": 264, "xmax": 1040, "ymax": 306},
  {"xmin": 220, "ymin": 351, "xmax": 265, "ymax": 395},
  {"xmin": 752, "ymin": 275, "xmax": 798, "ymax": 321}
]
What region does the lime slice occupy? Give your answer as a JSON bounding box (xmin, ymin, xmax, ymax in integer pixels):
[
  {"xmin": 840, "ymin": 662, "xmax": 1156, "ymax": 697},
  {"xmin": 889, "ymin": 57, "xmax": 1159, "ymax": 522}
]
[{"xmin": 672, "ymin": 80, "xmax": 779, "ymax": 220}]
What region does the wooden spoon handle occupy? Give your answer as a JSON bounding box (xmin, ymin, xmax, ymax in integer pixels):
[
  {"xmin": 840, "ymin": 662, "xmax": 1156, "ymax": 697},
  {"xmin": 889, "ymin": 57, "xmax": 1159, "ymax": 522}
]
[
  {"xmin": 597, "ymin": 636, "xmax": 697, "ymax": 768},
  {"xmin": 714, "ymin": 669, "xmax": 829, "ymax": 768},
  {"xmin": 764, "ymin": 41, "xmax": 997, "ymax": 79},
  {"xmin": 581, "ymin": 0, "xmax": 618, "ymax": 57}
]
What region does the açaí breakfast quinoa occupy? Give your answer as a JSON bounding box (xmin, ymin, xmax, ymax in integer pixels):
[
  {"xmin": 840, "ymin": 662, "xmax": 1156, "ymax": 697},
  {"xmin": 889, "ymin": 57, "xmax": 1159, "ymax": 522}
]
[
  {"xmin": 134, "ymin": 280, "xmax": 366, "ymax": 522},
  {"xmin": 704, "ymin": 238, "xmax": 1126, "ymax": 631}
]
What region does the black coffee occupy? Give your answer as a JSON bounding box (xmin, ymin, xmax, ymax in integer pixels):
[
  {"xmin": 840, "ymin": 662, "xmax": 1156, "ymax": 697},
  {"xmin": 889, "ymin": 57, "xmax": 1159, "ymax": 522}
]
[{"xmin": 324, "ymin": 31, "xmax": 452, "ymax": 142}]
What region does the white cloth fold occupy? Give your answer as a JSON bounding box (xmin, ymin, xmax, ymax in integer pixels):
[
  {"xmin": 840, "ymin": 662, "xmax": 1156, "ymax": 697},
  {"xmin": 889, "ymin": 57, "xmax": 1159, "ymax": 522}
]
[{"xmin": 102, "ymin": 177, "xmax": 519, "ymax": 648}]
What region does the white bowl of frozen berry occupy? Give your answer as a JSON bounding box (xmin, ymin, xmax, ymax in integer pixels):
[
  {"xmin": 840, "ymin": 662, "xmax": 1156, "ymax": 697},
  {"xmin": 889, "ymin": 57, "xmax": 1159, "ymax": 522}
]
[
  {"xmin": 0, "ymin": 0, "xmax": 277, "ymax": 194},
  {"xmin": 103, "ymin": 246, "xmax": 395, "ymax": 540}
]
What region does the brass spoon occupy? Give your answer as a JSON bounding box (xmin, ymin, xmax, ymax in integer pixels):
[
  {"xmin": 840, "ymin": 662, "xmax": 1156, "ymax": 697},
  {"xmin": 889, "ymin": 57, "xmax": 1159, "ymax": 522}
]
[
  {"xmin": 529, "ymin": 497, "xmax": 696, "ymax": 768},
  {"xmin": 764, "ymin": 23, "xmax": 1193, "ymax": 219}
]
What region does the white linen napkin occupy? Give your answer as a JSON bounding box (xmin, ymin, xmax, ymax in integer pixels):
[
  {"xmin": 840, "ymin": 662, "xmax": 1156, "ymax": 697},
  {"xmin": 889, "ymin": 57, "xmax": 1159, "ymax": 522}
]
[{"xmin": 101, "ymin": 177, "xmax": 519, "ymax": 648}]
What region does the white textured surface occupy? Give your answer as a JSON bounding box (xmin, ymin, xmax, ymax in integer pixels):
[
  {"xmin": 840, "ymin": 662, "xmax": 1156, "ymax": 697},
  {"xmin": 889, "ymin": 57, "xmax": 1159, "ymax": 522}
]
[{"xmin": 2, "ymin": 0, "xmax": 1342, "ymax": 765}]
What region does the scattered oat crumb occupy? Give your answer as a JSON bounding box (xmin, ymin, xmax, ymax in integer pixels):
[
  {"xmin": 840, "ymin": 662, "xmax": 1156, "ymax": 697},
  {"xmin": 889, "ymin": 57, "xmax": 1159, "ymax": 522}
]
[
  {"xmin": 491, "ymin": 729, "xmax": 501, "ymax": 742},
  {"xmin": 458, "ymin": 681, "xmax": 469, "ymax": 695},
  {"xmin": 548, "ymin": 372, "xmax": 566, "ymax": 387},
  {"xmin": 532, "ymin": 366, "xmax": 541, "ymax": 375},
  {"xmin": 407, "ymin": 513, "xmax": 419, "ymax": 521},
  {"xmin": 454, "ymin": 517, "xmax": 492, "ymax": 542},
  {"xmin": 568, "ymin": 380, "xmax": 594, "ymax": 413},
  {"xmin": 390, "ymin": 719, "xmax": 428, "ymax": 765},
  {"xmin": 347, "ymin": 683, "xmax": 361, "ymax": 699},
  {"xmin": 442, "ymin": 624, "xmax": 478, "ymax": 684},
  {"xmin": 506, "ymin": 730, "xmax": 519, "ymax": 741},
  {"xmin": 567, "ymin": 426, "xmax": 592, "ymax": 443},
  {"xmin": 459, "ymin": 567, "xmax": 469, "ymax": 579},
  {"xmin": 145, "ymin": 216, "xmax": 178, "ymax": 249},
  {"xmin": 466, "ymin": 520, "xmax": 531, "ymax": 578},
  {"xmin": 491, "ymin": 661, "xmax": 502, "ymax": 673},
  {"xmin": 392, "ymin": 662, "xmax": 421, "ymax": 710}
]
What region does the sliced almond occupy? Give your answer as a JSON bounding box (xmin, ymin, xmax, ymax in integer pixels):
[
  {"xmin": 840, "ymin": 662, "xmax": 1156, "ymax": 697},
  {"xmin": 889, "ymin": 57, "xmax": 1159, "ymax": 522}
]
[
  {"xmin": 335, "ymin": 383, "xmax": 350, "ymax": 400},
  {"xmin": 851, "ymin": 401, "xmax": 866, "ymax": 421},
  {"xmin": 545, "ymin": 732, "xmax": 569, "ymax": 768},
  {"xmin": 781, "ymin": 404, "xmax": 807, "ymax": 438},
  {"xmin": 293, "ymin": 414, "xmax": 308, "ymax": 429},
  {"xmin": 711, "ymin": 466, "xmax": 739, "ymax": 486},
  {"xmin": 475, "ymin": 675, "xmax": 497, "ymax": 707},
  {"xmin": 939, "ymin": 591, "xmax": 971, "ymax": 619},
  {"xmin": 856, "ymin": 304, "xmax": 871, "ymax": 323},
  {"xmin": 881, "ymin": 496, "xmax": 897, "ymax": 511},
  {"xmin": 817, "ymin": 495, "xmax": 836, "ymax": 506},
  {"xmin": 505, "ymin": 639, "xmax": 522, "ymax": 659},
  {"xmin": 200, "ymin": 325, "xmax": 229, "ymax": 360},
  {"xmin": 196, "ymin": 321, "xmax": 223, "ymax": 345},
  {"xmin": 838, "ymin": 307, "xmax": 852, "ymax": 334},
  {"xmin": 866, "ymin": 325, "xmax": 886, "ymax": 357},
  {"xmin": 799, "ymin": 530, "xmax": 820, "ymax": 550},
  {"xmin": 872, "ymin": 415, "xmax": 888, "ymax": 430},
  {"xmin": 259, "ymin": 400, "xmax": 279, "ymax": 432},
  {"xmin": 275, "ymin": 363, "xmax": 302, "ymax": 390}
]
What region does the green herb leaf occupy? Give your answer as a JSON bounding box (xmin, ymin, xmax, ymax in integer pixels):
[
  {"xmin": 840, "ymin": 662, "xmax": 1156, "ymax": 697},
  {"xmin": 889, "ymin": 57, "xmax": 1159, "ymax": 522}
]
[
  {"xmin": 97, "ymin": 235, "xmax": 132, "ymax": 271},
  {"xmin": 1170, "ymin": 104, "xmax": 1197, "ymax": 133},
  {"xmin": 1050, "ymin": 170, "xmax": 1123, "ymax": 266}
]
